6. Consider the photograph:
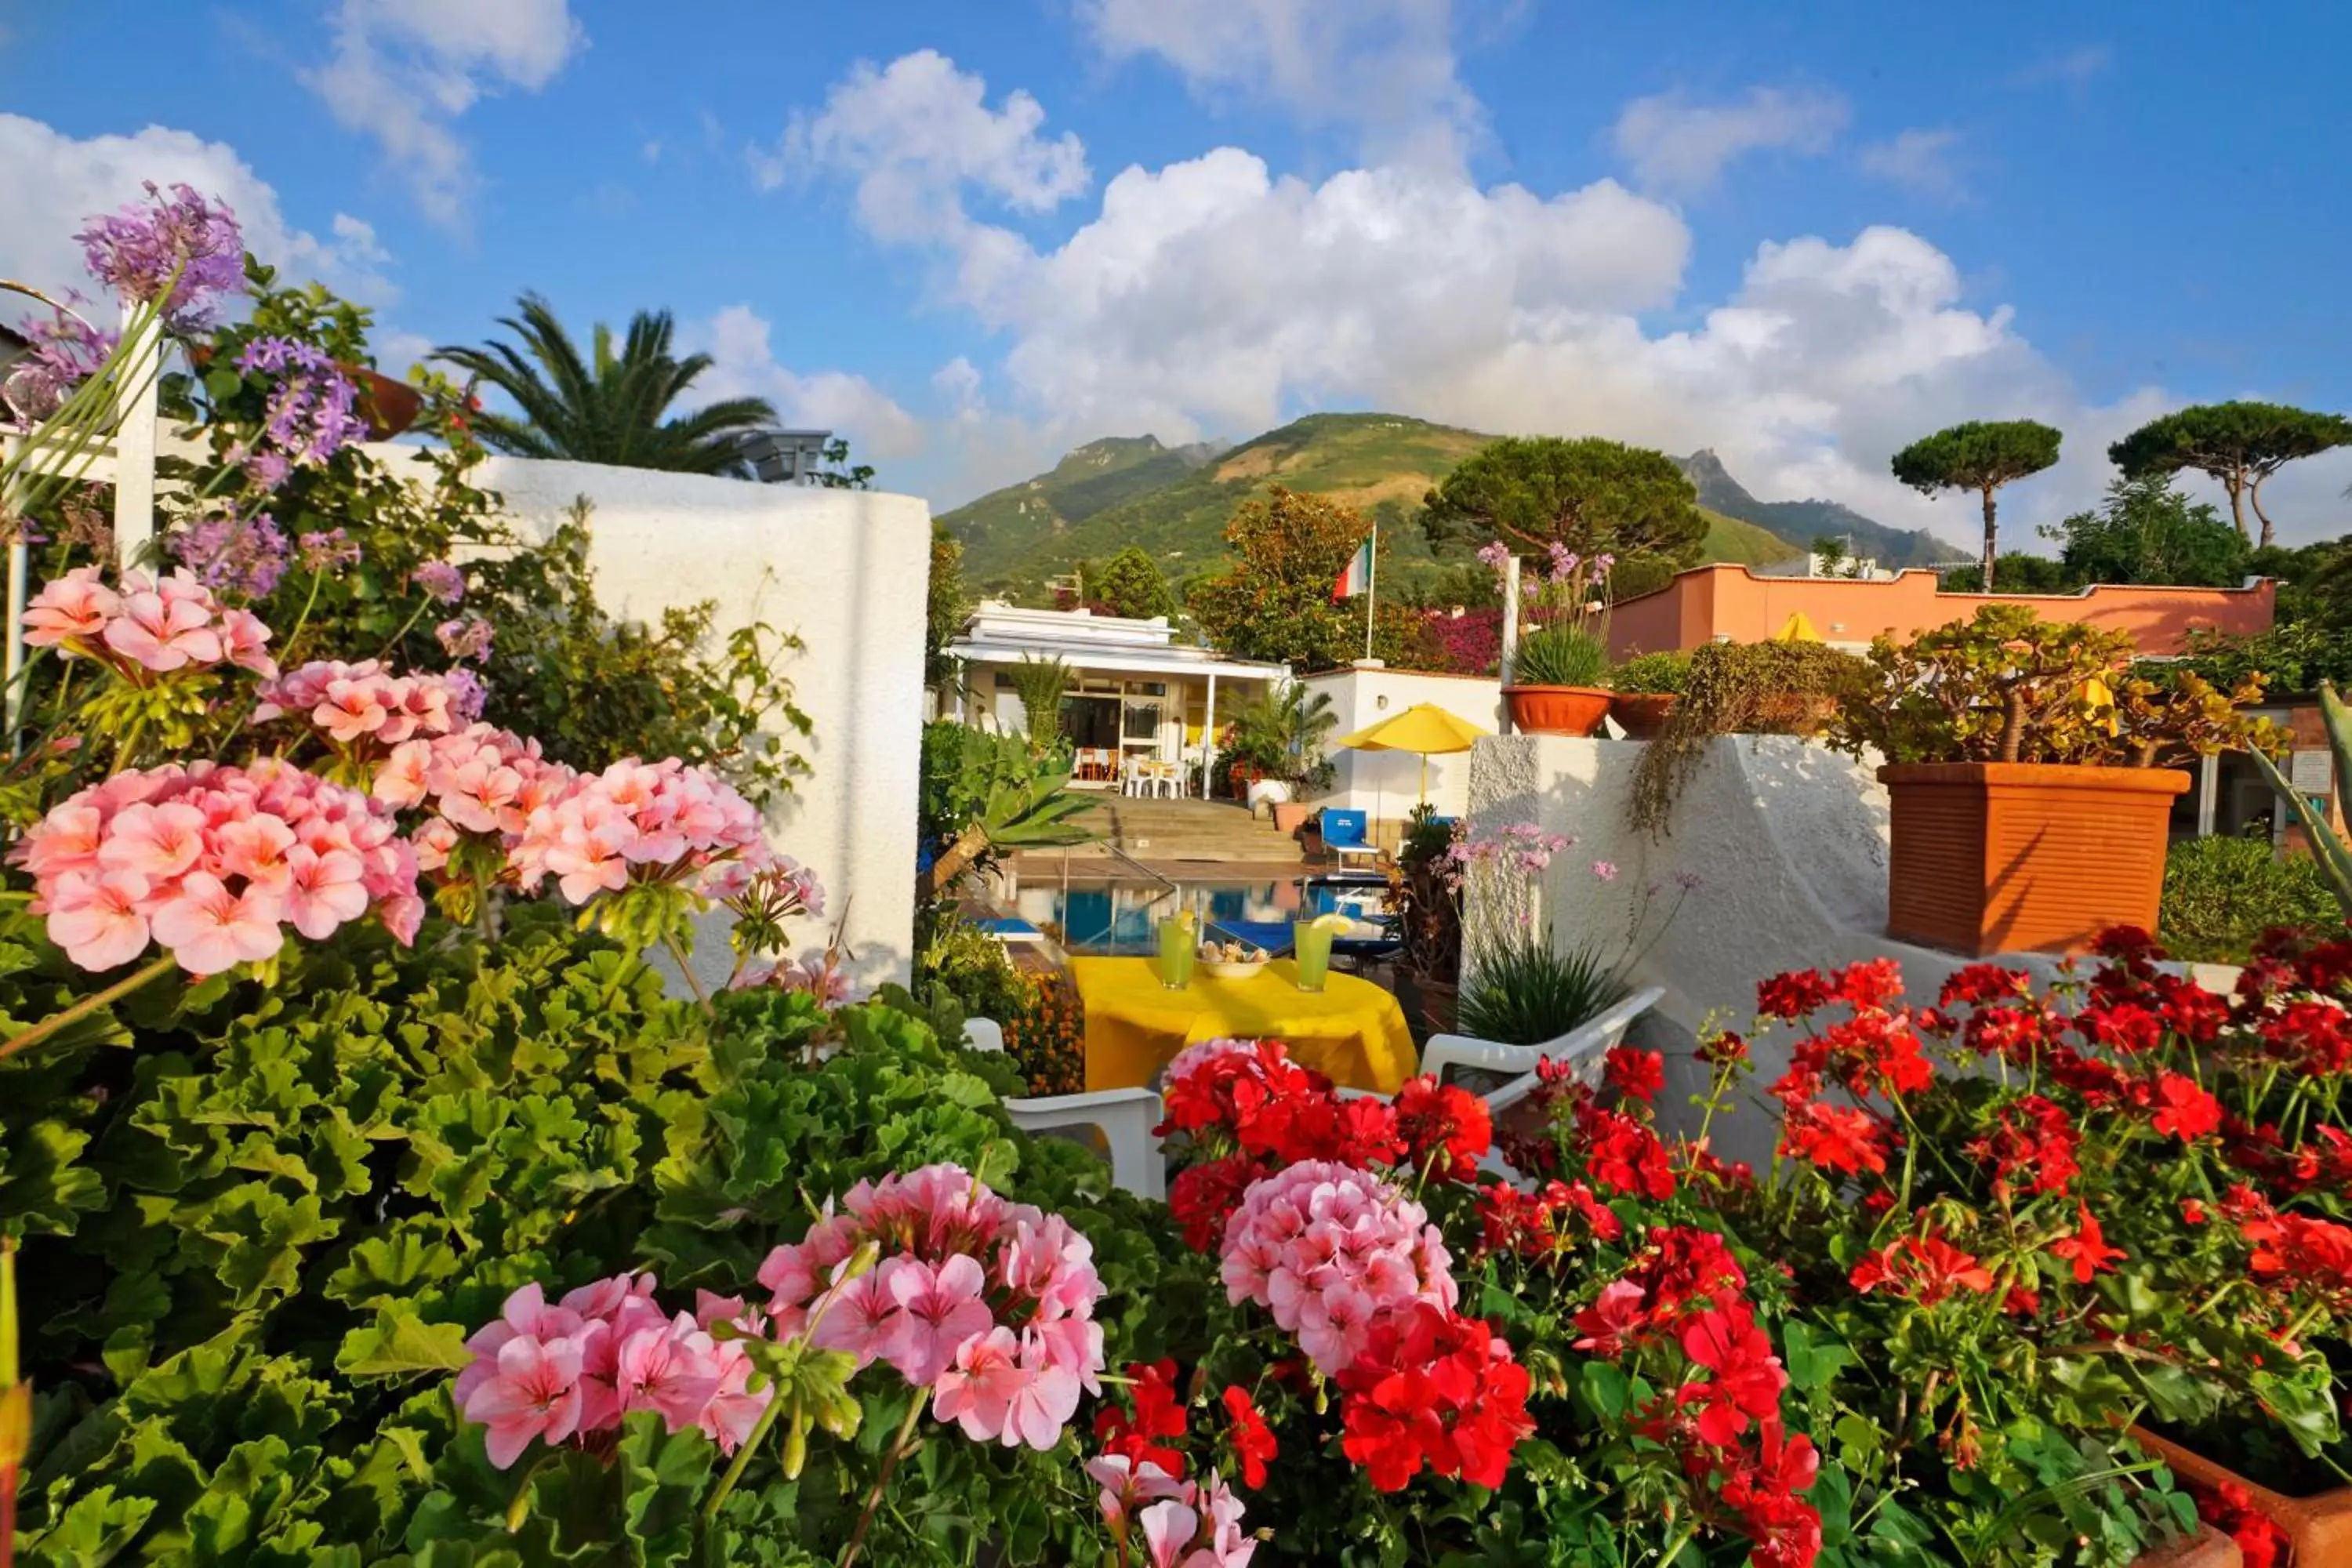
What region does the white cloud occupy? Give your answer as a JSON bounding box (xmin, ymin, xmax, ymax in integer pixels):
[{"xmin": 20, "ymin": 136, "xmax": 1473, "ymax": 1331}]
[
  {"xmin": 750, "ymin": 49, "xmax": 1091, "ymax": 248},
  {"xmin": 0, "ymin": 114, "xmax": 397, "ymax": 308},
  {"xmin": 1611, "ymin": 86, "xmax": 1849, "ymax": 194},
  {"xmin": 1860, "ymin": 129, "xmax": 1968, "ymax": 203},
  {"xmin": 2008, "ymin": 45, "xmax": 2111, "ymax": 91},
  {"xmin": 793, "ymin": 53, "xmax": 2344, "ymax": 548},
  {"xmin": 304, "ymin": 0, "xmax": 586, "ymax": 226},
  {"xmin": 688, "ymin": 305, "xmax": 926, "ymax": 460},
  {"xmin": 1076, "ymin": 0, "xmax": 1481, "ymax": 167}
]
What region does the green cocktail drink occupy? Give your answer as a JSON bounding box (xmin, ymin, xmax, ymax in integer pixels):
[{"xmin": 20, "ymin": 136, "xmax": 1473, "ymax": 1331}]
[
  {"xmin": 1293, "ymin": 916, "xmax": 1341, "ymax": 992},
  {"xmin": 1157, "ymin": 914, "xmax": 1196, "ymax": 989}
]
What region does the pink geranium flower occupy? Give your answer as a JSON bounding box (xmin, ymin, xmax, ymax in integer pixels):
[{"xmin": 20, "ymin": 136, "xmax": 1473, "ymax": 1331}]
[
  {"xmin": 463, "ymin": 1332, "xmax": 590, "ymax": 1469},
  {"xmin": 96, "ymin": 800, "xmax": 208, "ymax": 882},
  {"xmin": 612, "ymin": 1320, "xmax": 724, "ymax": 1434},
  {"xmin": 884, "ymin": 1254, "xmax": 994, "ymax": 1385},
  {"xmin": 102, "ymin": 579, "xmax": 223, "ymax": 670},
  {"xmin": 21, "ymin": 567, "xmax": 119, "ymax": 646},
  {"xmin": 932, "ymin": 1327, "xmax": 1025, "ymax": 1443},
  {"xmin": 279, "ymin": 845, "xmax": 368, "ymax": 940},
  {"xmin": 149, "ymin": 872, "xmax": 285, "ymax": 975},
  {"xmin": 45, "ymin": 869, "xmax": 152, "ymax": 971}
]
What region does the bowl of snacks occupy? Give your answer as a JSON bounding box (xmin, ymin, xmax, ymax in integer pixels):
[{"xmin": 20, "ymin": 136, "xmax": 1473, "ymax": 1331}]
[{"xmin": 1196, "ymin": 939, "xmax": 1272, "ymax": 980}]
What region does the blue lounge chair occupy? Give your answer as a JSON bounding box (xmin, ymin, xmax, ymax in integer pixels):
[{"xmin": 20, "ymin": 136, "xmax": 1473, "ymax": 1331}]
[{"xmin": 1319, "ymin": 808, "xmax": 1380, "ymax": 866}]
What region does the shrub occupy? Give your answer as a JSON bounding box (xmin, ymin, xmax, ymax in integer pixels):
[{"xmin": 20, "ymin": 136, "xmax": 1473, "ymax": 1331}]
[
  {"xmin": 1457, "ymin": 934, "xmax": 1628, "ymax": 1044},
  {"xmin": 2160, "ymin": 833, "xmax": 2339, "ymax": 961},
  {"xmin": 1829, "ymin": 604, "xmax": 2277, "ymax": 769},
  {"xmin": 1629, "ymin": 640, "xmax": 1871, "ymax": 835},
  {"xmin": 1508, "ymin": 624, "xmax": 1610, "ymax": 688},
  {"xmin": 1609, "ymin": 648, "xmax": 1691, "ymax": 695},
  {"xmin": 1000, "ymin": 971, "xmax": 1087, "ymax": 1096}
]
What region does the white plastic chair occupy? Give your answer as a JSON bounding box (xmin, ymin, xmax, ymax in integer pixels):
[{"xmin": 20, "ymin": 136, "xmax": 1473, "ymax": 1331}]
[
  {"xmin": 963, "ymin": 1019, "xmax": 1166, "ymax": 1200},
  {"xmin": 1341, "ymin": 986, "xmax": 1665, "ymax": 1177}
]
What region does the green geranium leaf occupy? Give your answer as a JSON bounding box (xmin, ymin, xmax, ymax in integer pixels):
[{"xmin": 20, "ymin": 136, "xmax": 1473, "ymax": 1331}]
[{"xmin": 337, "ymin": 1308, "xmax": 473, "ymax": 1379}]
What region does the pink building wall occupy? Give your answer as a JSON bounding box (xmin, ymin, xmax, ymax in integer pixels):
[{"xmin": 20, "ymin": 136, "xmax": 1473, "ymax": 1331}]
[{"xmin": 1606, "ymin": 566, "xmax": 2274, "ymax": 661}]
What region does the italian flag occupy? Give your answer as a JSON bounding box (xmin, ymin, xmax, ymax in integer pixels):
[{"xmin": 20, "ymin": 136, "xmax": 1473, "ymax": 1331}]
[{"xmin": 1332, "ymin": 537, "xmax": 1373, "ymax": 601}]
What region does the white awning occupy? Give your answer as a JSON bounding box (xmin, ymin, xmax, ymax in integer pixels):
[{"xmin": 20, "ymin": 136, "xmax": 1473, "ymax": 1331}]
[{"xmin": 946, "ymin": 638, "xmax": 1287, "ymax": 682}]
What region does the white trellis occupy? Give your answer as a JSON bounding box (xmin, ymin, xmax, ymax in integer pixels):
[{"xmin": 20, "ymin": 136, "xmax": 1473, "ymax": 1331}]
[{"xmin": 2, "ymin": 292, "xmax": 177, "ymax": 749}]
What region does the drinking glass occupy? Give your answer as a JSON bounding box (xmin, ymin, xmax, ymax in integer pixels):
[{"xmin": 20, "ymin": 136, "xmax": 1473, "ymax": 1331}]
[
  {"xmin": 1157, "ymin": 916, "xmax": 1196, "ymax": 989},
  {"xmin": 1293, "ymin": 919, "xmax": 1334, "ymax": 993}
]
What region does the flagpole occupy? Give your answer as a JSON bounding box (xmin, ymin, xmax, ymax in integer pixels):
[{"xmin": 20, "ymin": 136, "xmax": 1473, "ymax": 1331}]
[{"xmin": 1363, "ymin": 523, "xmax": 1377, "ymax": 659}]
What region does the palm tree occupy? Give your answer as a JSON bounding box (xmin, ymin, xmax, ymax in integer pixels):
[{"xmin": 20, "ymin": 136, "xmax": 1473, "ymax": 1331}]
[{"xmin": 434, "ymin": 293, "xmax": 779, "ymax": 475}]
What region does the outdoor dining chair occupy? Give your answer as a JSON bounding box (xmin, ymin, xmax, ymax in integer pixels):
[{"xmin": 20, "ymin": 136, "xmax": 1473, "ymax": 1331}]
[
  {"xmin": 960, "ymin": 1018, "xmax": 1166, "ymax": 1199},
  {"xmin": 1338, "ymin": 985, "xmax": 1665, "ymax": 1179}
]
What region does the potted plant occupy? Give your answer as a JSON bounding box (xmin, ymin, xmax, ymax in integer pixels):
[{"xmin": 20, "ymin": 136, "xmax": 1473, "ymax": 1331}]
[
  {"xmin": 1608, "ymin": 649, "xmax": 1691, "ymax": 739},
  {"xmin": 1828, "ymin": 604, "xmax": 2279, "ymax": 956},
  {"xmin": 1227, "ymin": 683, "xmax": 1338, "ymax": 833},
  {"xmin": 1504, "ymin": 624, "xmax": 1613, "ymax": 735},
  {"xmin": 1494, "ymin": 543, "xmax": 1619, "ymax": 736}
]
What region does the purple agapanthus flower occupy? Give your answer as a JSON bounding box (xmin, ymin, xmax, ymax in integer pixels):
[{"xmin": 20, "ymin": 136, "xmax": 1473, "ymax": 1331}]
[
  {"xmin": 74, "ymin": 183, "xmax": 245, "ymax": 330},
  {"xmin": 1475, "ymin": 540, "xmax": 1512, "ymax": 572},
  {"xmin": 298, "ymin": 528, "xmax": 361, "ymax": 572},
  {"xmin": 442, "ymin": 666, "xmax": 488, "ymax": 724},
  {"xmin": 171, "ymin": 510, "xmax": 289, "ymax": 599},
  {"xmin": 2, "ymin": 309, "xmax": 118, "ymax": 421},
  {"xmin": 228, "ymin": 336, "xmax": 368, "ymax": 487},
  {"xmin": 412, "ymin": 560, "xmax": 466, "ymax": 605},
  {"xmin": 435, "ymin": 615, "xmax": 494, "ymax": 664}
]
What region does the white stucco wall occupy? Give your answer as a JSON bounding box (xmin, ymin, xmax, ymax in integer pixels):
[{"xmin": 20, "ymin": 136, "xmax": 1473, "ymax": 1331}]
[
  {"xmin": 378, "ymin": 449, "xmax": 930, "ymax": 991},
  {"xmin": 1302, "ymin": 666, "xmax": 1504, "ymax": 830},
  {"xmin": 1464, "ymin": 735, "xmax": 2073, "ymax": 1166}
]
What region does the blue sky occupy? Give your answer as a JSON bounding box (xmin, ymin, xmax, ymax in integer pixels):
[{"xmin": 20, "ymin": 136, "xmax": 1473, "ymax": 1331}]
[{"xmin": 4, "ymin": 1, "xmax": 2348, "ymax": 547}]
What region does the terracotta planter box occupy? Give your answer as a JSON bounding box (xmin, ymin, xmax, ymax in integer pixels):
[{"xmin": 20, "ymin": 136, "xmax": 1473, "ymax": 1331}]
[
  {"xmin": 2134, "ymin": 1426, "xmax": 2347, "ymax": 1566},
  {"xmin": 1611, "ymin": 692, "xmax": 1679, "ymax": 739},
  {"xmin": 2130, "ymin": 1526, "xmax": 2240, "ymax": 1567},
  {"xmin": 1878, "ymin": 762, "xmax": 2190, "ymax": 956},
  {"xmin": 1505, "ymin": 685, "xmax": 1611, "ymax": 737},
  {"xmin": 350, "ymin": 365, "xmax": 423, "ymax": 438},
  {"xmin": 1269, "ymin": 800, "xmax": 1312, "ymax": 834}
]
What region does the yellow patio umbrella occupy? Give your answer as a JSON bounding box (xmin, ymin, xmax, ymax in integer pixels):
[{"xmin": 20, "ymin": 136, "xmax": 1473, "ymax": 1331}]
[
  {"xmin": 1773, "ymin": 610, "xmax": 1823, "ymax": 643},
  {"xmin": 1333, "ymin": 702, "xmax": 1492, "ymax": 804}
]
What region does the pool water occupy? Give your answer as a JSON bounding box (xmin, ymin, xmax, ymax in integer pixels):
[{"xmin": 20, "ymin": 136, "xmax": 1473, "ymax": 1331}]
[{"xmin": 1014, "ymin": 879, "xmax": 1387, "ymax": 955}]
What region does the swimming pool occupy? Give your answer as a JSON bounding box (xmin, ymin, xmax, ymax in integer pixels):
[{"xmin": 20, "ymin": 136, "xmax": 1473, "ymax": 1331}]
[{"xmin": 1011, "ymin": 878, "xmax": 1388, "ymax": 955}]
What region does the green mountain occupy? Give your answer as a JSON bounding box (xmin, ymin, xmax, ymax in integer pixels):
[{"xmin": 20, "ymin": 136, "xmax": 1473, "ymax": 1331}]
[
  {"xmin": 941, "ymin": 413, "xmax": 1867, "ymax": 600},
  {"xmin": 1675, "ymin": 449, "xmax": 1967, "ymax": 569}
]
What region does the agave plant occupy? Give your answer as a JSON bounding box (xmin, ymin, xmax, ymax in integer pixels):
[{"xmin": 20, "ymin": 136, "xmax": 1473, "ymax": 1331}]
[{"xmin": 2248, "ymin": 679, "xmax": 2352, "ymax": 917}]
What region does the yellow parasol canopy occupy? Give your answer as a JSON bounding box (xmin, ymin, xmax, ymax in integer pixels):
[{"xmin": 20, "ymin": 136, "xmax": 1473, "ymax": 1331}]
[
  {"xmin": 1773, "ymin": 610, "xmax": 1822, "ymax": 643},
  {"xmin": 1334, "ymin": 703, "xmax": 1493, "ymax": 804}
]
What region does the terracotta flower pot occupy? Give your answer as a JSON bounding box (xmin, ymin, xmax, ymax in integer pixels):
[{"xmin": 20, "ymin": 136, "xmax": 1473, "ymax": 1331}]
[
  {"xmin": 2133, "ymin": 1426, "xmax": 2347, "ymax": 1566},
  {"xmin": 1610, "ymin": 692, "xmax": 1679, "ymax": 739},
  {"xmin": 1878, "ymin": 762, "xmax": 2190, "ymax": 956},
  {"xmin": 1270, "ymin": 800, "xmax": 1312, "ymax": 835},
  {"xmin": 346, "ymin": 365, "xmax": 423, "ymax": 439},
  {"xmin": 1504, "ymin": 685, "xmax": 1612, "ymax": 737},
  {"xmin": 2129, "ymin": 1526, "xmax": 2240, "ymax": 1567}
]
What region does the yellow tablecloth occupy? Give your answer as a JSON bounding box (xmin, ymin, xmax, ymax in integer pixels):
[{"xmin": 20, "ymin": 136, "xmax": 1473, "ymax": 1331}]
[{"xmin": 1070, "ymin": 956, "xmax": 1419, "ymax": 1094}]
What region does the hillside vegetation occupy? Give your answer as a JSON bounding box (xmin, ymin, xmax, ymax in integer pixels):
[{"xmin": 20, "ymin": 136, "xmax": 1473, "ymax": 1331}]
[{"xmin": 939, "ymin": 412, "xmax": 1960, "ymax": 601}]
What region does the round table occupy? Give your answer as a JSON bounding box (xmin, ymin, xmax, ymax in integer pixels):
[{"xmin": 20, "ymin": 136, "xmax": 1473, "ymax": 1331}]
[{"xmin": 1069, "ymin": 956, "xmax": 1420, "ymax": 1094}]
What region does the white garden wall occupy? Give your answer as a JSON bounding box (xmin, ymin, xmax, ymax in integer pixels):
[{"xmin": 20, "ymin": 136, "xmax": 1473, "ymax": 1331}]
[
  {"xmin": 1301, "ymin": 665, "xmax": 1503, "ymax": 837},
  {"xmin": 1463, "ymin": 735, "xmax": 2072, "ymax": 1165},
  {"xmin": 377, "ymin": 448, "xmax": 930, "ymax": 992}
]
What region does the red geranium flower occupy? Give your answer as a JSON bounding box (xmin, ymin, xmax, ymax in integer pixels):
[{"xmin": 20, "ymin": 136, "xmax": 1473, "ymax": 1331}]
[
  {"xmin": 1571, "ymin": 1279, "xmax": 1647, "ymax": 1359},
  {"xmin": 1167, "ymin": 1153, "xmax": 1261, "ymax": 1253},
  {"xmin": 1849, "ymin": 1231, "xmax": 1994, "ymax": 1306},
  {"xmin": 1676, "ymin": 1303, "xmax": 1790, "ymax": 1448},
  {"xmin": 1603, "ymin": 1045, "xmax": 1665, "ymax": 1103},
  {"xmin": 1576, "ymin": 1102, "xmax": 1676, "ymax": 1200},
  {"xmin": 1757, "ymin": 969, "xmax": 1834, "ymax": 1021},
  {"xmin": 1095, "ymin": 1359, "xmax": 1189, "ymax": 1475},
  {"xmin": 1220, "ymin": 1385, "xmax": 1277, "ymax": 1488},
  {"xmin": 1780, "ymin": 1102, "xmax": 1889, "ymax": 1176},
  {"xmin": 1393, "ymin": 1075, "xmax": 1492, "ymax": 1181},
  {"xmin": 1338, "ymin": 1304, "xmax": 1534, "ymax": 1492},
  {"xmin": 2151, "ymin": 1073, "xmax": 2223, "ymax": 1142},
  {"xmin": 2048, "ymin": 1201, "xmax": 2125, "ymax": 1284}
]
